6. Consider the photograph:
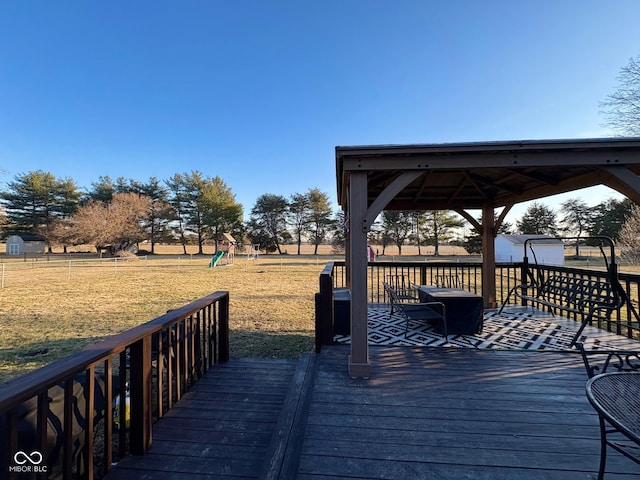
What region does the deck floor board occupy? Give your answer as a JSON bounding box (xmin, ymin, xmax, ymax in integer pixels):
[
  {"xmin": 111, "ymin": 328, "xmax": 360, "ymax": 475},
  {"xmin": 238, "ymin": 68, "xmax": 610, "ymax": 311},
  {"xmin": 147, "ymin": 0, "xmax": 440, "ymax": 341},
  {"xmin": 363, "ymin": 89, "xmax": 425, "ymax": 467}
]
[
  {"xmin": 106, "ymin": 324, "xmax": 640, "ymax": 479},
  {"xmin": 298, "ymin": 345, "xmax": 640, "ymax": 479},
  {"xmin": 106, "ymin": 358, "xmax": 297, "ymax": 480}
]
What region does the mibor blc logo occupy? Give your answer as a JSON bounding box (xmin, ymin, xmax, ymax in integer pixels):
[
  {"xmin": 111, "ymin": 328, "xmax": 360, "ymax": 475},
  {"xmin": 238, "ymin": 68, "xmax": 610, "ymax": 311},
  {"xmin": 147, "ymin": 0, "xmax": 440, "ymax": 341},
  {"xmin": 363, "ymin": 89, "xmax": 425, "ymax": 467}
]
[{"xmin": 9, "ymin": 450, "xmax": 48, "ymax": 473}]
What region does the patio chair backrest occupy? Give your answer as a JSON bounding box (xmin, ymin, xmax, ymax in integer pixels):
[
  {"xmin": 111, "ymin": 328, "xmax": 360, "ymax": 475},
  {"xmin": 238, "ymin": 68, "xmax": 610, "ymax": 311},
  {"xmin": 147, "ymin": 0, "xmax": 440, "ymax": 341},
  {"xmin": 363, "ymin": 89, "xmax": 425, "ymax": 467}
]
[
  {"xmin": 383, "ymin": 282, "xmax": 400, "ymax": 303},
  {"xmin": 386, "ymin": 274, "xmax": 412, "ymax": 292}
]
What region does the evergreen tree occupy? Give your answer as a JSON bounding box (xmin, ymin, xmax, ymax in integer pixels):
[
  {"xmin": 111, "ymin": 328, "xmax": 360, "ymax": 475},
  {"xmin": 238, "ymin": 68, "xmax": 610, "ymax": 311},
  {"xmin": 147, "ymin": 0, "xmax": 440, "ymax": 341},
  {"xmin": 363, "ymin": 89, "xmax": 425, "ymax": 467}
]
[
  {"xmin": 130, "ymin": 177, "xmax": 175, "ymax": 253},
  {"xmin": 247, "ymin": 194, "xmax": 290, "ymax": 254},
  {"xmin": 165, "ymin": 172, "xmax": 241, "ymax": 255},
  {"xmin": 421, "ymin": 210, "xmax": 465, "ymax": 256},
  {"xmin": 165, "ymin": 173, "xmax": 190, "ymax": 254},
  {"xmin": 516, "ymin": 202, "xmax": 558, "ymax": 235},
  {"xmin": 201, "ymin": 177, "xmax": 243, "ymax": 252},
  {"xmin": 381, "ymin": 211, "xmax": 413, "ymax": 255},
  {"xmin": 589, "ymin": 197, "xmax": 633, "ymax": 241},
  {"xmin": 306, "ymin": 188, "xmax": 334, "ymax": 255},
  {"xmin": 330, "ymin": 210, "xmax": 346, "ymax": 253},
  {"xmin": 0, "ymin": 170, "xmax": 82, "ymax": 251},
  {"xmin": 289, "ymin": 192, "xmax": 311, "ymax": 255}
]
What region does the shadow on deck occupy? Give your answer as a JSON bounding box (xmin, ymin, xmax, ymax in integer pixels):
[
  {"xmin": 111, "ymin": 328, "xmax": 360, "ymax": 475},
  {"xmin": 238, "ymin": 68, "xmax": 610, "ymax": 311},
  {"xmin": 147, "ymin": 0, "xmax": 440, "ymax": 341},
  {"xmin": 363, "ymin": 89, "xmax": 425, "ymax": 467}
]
[{"xmin": 106, "ymin": 319, "xmax": 640, "ymax": 479}]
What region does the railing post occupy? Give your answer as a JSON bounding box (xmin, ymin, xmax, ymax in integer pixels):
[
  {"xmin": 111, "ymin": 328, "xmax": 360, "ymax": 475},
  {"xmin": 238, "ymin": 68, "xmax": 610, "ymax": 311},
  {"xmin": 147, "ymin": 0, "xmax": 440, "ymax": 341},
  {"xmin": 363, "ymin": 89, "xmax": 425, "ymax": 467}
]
[
  {"xmin": 315, "ymin": 293, "xmax": 323, "ymax": 353},
  {"xmin": 218, "ymin": 293, "xmax": 230, "ymax": 362},
  {"xmin": 316, "ymin": 269, "xmax": 334, "ymax": 352},
  {"xmin": 130, "ymin": 336, "xmax": 152, "ymax": 455},
  {"xmin": 520, "ymin": 260, "xmax": 529, "ymax": 308}
]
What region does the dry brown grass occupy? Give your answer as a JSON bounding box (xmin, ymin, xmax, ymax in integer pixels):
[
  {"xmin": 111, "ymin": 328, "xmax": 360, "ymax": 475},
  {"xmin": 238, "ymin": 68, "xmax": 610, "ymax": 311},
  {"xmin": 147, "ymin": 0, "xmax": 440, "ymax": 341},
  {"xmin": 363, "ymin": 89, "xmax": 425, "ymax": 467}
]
[
  {"xmin": 2, "ymin": 241, "xmax": 637, "ymax": 384},
  {"xmin": 0, "ymin": 251, "xmax": 335, "ymax": 383}
]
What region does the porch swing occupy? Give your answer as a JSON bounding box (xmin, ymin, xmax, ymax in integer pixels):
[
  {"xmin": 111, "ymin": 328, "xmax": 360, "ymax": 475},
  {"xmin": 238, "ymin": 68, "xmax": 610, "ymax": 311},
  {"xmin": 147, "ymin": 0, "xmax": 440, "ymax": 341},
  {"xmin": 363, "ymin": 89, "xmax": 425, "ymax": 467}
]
[{"xmin": 498, "ymin": 236, "xmax": 638, "ymax": 347}]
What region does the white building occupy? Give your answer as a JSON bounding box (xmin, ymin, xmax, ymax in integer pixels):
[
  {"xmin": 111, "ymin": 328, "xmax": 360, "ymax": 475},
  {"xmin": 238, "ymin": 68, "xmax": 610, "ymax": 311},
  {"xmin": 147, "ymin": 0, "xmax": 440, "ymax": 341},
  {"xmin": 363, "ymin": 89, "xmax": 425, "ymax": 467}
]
[
  {"xmin": 5, "ymin": 235, "xmax": 46, "ymax": 255},
  {"xmin": 495, "ymin": 234, "xmax": 564, "ymax": 266}
]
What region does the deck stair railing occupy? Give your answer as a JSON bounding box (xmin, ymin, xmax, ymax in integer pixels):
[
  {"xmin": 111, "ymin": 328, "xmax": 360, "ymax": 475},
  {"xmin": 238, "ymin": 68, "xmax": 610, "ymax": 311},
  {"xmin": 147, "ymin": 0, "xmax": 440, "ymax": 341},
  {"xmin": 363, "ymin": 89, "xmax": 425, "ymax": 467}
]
[{"xmin": 0, "ymin": 291, "xmax": 229, "ymax": 480}]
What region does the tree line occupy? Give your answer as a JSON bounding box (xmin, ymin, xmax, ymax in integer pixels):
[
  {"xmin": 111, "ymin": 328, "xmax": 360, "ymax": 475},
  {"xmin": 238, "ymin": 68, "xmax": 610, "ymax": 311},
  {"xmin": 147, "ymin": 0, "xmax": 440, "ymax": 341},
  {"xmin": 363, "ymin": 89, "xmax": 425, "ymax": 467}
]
[
  {"xmin": 0, "ymin": 170, "xmax": 633, "ymax": 256},
  {"xmin": 1, "ymin": 169, "xmax": 635, "ymax": 259},
  {"xmin": 363, "ymin": 197, "xmax": 635, "ymax": 258},
  {"xmin": 0, "ymin": 170, "xmax": 336, "ymax": 255}
]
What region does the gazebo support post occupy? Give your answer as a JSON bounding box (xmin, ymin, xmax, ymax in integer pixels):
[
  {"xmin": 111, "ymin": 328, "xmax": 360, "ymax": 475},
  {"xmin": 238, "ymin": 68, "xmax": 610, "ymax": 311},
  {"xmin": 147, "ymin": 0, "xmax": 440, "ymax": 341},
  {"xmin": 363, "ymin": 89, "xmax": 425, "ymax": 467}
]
[
  {"xmin": 481, "ymin": 203, "xmax": 497, "ymax": 309},
  {"xmin": 348, "ymin": 172, "xmax": 371, "ymax": 378}
]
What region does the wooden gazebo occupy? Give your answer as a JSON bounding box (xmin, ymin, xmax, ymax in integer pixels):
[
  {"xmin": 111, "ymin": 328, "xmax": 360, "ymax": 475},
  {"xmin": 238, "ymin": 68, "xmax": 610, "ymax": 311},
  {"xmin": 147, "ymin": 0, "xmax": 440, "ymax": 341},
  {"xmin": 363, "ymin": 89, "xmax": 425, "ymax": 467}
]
[{"xmin": 335, "ymin": 137, "xmax": 640, "ymax": 377}]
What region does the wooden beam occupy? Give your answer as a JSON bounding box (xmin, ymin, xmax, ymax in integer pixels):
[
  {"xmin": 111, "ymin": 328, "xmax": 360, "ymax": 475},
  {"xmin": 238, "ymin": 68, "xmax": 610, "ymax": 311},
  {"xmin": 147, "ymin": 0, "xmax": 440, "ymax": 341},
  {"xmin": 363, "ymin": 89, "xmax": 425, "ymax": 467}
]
[
  {"xmin": 456, "ymin": 209, "xmax": 481, "ymax": 233},
  {"xmin": 342, "ymin": 150, "xmax": 640, "ymax": 172},
  {"xmin": 348, "ymin": 172, "xmax": 370, "ymax": 378},
  {"xmin": 364, "ymin": 171, "xmax": 423, "ymax": 231},
  {"xmin": 599, "ymin": 166, "xmax": 640, "ymax": 205},
  {"xmin": 496, "ymin": 204, "xmax": 513, "ymax": 232},
  {"xmin": 481, "ymin": 204, "xmax": 497, "ymax": 309}
]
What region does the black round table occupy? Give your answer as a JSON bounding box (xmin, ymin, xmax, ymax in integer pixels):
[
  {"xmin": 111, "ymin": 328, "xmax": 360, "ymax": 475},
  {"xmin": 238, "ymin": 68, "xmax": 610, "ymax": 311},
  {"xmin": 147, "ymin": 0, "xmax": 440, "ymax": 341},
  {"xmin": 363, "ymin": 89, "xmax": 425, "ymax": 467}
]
[{"xmin": 586, "ymin": 372, "xmax": 640, "ymax": 479}]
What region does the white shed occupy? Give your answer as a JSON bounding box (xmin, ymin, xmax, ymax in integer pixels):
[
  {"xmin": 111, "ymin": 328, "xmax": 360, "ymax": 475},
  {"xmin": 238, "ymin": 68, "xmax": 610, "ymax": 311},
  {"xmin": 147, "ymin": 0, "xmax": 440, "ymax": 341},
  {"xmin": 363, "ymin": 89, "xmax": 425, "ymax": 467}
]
[
  {"xmin": 495, "ymin": 234, "xmax": 564, "ymax": 266},
  {"xmin": 5, "ymin": 235, "xmax": 46, "ymax": 255}
]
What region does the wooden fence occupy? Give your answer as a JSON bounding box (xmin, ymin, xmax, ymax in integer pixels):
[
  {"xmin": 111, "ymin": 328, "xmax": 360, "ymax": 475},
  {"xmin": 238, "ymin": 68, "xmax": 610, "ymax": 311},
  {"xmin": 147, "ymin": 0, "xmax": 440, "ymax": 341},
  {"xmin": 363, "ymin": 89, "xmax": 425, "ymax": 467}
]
[{"xmin": 0, "ymin": 291, "xmax": 229, "ymax": 480}]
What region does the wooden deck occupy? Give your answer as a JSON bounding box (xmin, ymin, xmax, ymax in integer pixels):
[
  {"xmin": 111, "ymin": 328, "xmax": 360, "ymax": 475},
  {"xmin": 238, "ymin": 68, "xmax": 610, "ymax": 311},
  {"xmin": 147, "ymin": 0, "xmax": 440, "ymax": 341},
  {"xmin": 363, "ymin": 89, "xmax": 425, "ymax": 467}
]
[
  {"xmin": 106, "ymin": 357, "xmax": 301, "ymax": 479},
  {"xmin": 105, "ymin": 343, "xmax": 640, "ymax": 479}
]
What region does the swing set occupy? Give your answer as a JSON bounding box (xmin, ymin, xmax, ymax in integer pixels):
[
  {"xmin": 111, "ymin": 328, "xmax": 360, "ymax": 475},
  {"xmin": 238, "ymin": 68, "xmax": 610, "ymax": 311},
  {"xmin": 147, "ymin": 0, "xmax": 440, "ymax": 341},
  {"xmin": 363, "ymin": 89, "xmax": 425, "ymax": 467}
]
[{"xmin": 498, "ymin": 236, "xmax": 639, "ymax": 347}]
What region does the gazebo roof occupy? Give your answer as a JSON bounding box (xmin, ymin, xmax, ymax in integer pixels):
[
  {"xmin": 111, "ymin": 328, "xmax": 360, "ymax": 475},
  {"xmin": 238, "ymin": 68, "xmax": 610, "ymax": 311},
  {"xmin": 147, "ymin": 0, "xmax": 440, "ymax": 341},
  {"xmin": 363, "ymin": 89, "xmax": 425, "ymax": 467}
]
[{"xmin": 336, "ymin": 137, "xmax": 640, "ymax": 211}]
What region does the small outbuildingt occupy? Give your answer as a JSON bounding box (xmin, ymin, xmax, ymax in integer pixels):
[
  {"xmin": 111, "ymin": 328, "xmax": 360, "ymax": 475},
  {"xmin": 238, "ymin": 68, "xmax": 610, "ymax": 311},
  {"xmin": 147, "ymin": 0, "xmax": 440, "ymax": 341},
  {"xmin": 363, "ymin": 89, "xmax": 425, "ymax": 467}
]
[
  {"xmin": 5, "ymin": 235, "xmax": 46, "ymax": 255},
  {"xmin": 495, "ymin": 234, "xmax": 564, "ymax": 266}
]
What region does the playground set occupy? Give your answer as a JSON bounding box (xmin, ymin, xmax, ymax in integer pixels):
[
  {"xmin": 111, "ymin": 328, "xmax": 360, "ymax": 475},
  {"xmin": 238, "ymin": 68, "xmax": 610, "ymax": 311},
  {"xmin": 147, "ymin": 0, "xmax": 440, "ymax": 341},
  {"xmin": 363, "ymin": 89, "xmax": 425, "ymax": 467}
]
[
  {"xmin": 208, "ymin": 234, "xmax": 261, "ymax": 268},
  {"xmin": 208, "ymin": 233, "xmax": 236, "ymax": 268}
]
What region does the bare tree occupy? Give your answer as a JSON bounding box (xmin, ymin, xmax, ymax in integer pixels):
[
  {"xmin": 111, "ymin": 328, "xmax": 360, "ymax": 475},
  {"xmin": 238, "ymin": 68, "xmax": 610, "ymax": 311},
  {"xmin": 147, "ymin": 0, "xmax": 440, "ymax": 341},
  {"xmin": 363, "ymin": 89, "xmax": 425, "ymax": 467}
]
[
  {"xmin": 600, "ymin": 55, "xmax": 640, "ymax": 136},
  {"xmin": 67, "ymin": 192, "xmax": 149, "ymax": 254},
  {"xmin": 560, "ymin": 198, "xmax": 593, "ymax": 257},
  {"xmin": 618, "ymin": 204, "xmax": 640, "ymax": 264}
]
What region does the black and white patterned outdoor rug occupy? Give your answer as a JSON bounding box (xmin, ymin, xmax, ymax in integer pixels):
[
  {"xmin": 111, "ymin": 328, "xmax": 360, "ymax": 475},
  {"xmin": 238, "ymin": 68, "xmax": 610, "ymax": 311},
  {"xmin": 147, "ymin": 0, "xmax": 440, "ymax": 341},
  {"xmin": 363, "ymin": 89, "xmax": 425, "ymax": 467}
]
[{"xmin": 333, "ymin": 305, "xmax": 639, "ymax": 351}]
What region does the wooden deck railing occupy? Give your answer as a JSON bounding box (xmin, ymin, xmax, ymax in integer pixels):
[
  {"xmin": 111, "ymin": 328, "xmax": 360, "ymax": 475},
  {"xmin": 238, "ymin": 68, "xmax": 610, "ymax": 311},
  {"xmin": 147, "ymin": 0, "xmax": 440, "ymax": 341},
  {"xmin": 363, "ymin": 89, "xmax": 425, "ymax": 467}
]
[
  {"xmin": 316, "ymin": 261, "xmax": 640, "ymax": 349},
  {"xmin": 0, "ymin": 291, "xmax": 229, "ymax": 480}
]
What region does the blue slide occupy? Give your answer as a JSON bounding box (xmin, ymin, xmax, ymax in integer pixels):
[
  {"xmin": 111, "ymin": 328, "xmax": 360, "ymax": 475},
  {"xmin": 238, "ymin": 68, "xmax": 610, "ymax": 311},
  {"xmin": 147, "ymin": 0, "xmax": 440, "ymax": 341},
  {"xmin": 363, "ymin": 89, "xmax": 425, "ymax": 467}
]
[{"xmin": 209, "ymin": 250, "xmax": 225, "ymax": 267}]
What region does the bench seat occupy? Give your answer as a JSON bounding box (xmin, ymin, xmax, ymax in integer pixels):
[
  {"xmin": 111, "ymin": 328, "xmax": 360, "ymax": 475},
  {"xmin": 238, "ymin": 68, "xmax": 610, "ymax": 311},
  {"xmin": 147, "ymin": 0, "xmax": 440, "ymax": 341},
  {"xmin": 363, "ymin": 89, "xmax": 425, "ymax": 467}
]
[{"xmin": 498, "ymin": 275, "xmax": 623, "ymax": 347}]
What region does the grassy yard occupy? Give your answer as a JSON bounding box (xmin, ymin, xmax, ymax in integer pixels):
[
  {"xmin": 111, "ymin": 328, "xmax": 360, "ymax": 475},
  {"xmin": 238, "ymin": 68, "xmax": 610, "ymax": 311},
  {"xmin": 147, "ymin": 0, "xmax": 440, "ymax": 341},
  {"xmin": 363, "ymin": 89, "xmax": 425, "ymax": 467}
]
[
  {"xmin": 0, "ymin": 251, "xmax": 336, "ymax": 383},
  {"xmin": 0, "ymin": 241, "xmax": 633, "ymax": 384}
]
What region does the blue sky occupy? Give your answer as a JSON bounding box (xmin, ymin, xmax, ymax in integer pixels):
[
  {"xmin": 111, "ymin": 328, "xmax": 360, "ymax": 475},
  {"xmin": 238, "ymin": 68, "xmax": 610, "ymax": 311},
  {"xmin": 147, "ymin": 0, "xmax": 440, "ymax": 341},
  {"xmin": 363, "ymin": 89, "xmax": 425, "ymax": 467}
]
[{"xmin": 1, "ymin": 1, "xmax": 639, "ymax": 224}]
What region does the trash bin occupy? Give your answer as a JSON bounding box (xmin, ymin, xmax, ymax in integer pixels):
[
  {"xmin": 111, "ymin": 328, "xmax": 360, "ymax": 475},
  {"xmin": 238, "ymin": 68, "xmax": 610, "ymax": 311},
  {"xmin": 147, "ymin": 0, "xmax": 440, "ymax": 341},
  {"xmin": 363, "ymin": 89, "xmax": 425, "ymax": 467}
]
[{"xmin": 333, "ymin": 287, "xmax": 351, "ymax": 336}]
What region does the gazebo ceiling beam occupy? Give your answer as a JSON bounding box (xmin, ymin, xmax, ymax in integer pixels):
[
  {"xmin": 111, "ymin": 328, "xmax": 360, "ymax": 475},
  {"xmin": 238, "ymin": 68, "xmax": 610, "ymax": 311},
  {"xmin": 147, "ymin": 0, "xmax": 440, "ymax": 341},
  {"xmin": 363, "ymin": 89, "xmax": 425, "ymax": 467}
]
[
  {"xmin": 458, "ymin": 172, "xmax": 489, "ymax": 201},
  {"xmin": 465, "ymin": 172, "xmax": 523, "ymax": 195},
  {"xmin": 448, "ymin": 180, "xmax": 471, "ymax": 203},
  {"xmin": 491, "ymin": 170, "xmax": 607, "ymax": 206},
  {"xmin": 494, "ymin": 168, "xmax": 561, "ymax": 187},
  {"xmin": 411, "ymin": 171, "xmax": 433, "ymax": 205}
]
